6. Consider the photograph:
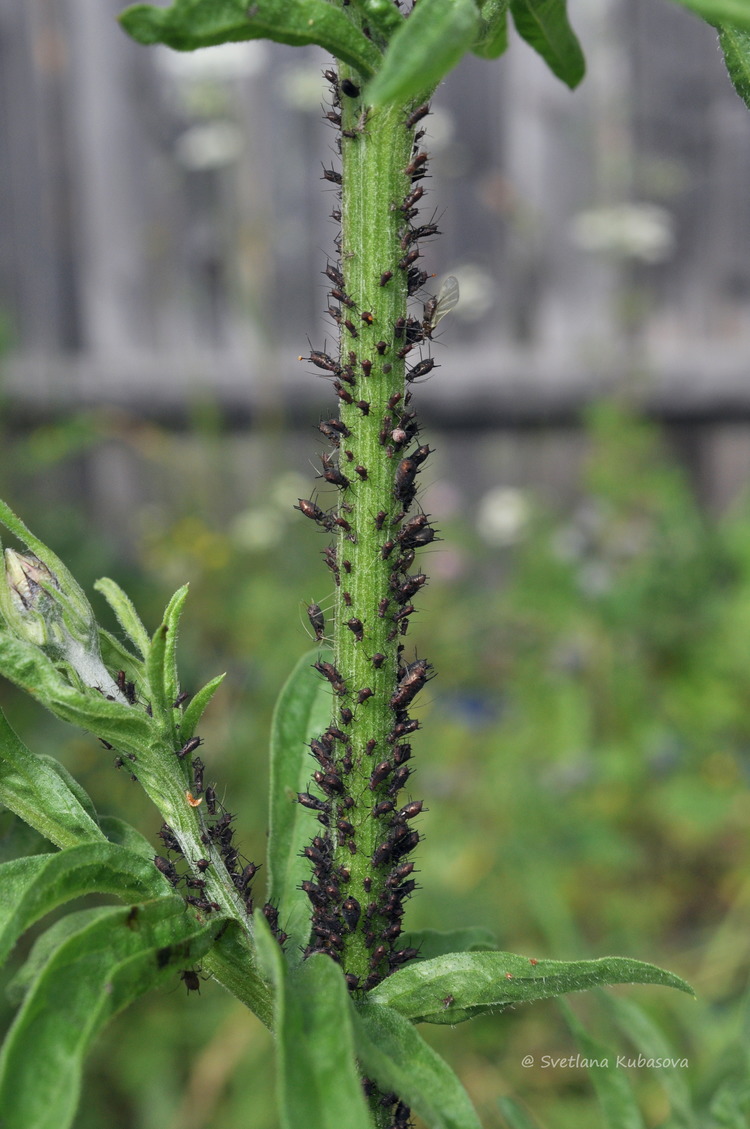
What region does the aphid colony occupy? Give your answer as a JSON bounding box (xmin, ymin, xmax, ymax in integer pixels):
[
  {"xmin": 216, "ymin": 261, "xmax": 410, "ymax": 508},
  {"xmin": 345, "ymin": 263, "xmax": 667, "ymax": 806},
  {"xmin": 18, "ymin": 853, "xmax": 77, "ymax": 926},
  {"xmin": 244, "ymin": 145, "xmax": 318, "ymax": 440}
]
[
  {"xmin": 105, "ymin": 686, "xmax": 276, "ymax": 950},
  {"xmin": 294, "ymin": 69, "xmax": 448, "ymax": 1003},
  {"xmin": 153, "ymin": 744, "xmax": 276, "ymax": 937}
]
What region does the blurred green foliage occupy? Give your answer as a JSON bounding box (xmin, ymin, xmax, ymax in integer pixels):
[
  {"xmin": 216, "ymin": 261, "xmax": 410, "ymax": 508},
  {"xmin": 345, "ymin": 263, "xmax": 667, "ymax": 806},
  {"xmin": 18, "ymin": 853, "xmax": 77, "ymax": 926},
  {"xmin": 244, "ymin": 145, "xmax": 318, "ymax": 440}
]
[{"xmin": 1, "ymin": 399, "xmax": 749, "ymax": 1127}]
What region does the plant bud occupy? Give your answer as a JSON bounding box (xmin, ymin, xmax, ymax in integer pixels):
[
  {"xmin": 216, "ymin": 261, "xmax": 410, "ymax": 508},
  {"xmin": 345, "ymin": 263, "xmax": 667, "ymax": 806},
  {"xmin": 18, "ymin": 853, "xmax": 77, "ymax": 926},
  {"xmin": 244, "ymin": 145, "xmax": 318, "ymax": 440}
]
[{"xmin": 0, "ymin": 549, "xmax": 125, "ymax": 701}]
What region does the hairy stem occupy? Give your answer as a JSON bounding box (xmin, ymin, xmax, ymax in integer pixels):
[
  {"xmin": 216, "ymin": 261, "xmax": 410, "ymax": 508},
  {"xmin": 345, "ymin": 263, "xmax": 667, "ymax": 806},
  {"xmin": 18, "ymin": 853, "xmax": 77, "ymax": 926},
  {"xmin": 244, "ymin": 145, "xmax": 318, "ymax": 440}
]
[{"xmin": 298, "ymin": 59, "xmax": 436, "ymax": 1021}]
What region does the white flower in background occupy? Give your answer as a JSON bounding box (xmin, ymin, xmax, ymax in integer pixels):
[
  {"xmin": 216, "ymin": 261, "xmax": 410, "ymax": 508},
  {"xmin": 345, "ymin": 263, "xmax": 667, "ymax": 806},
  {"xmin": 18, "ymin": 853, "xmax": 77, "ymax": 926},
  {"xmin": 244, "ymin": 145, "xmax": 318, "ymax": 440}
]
[
  {"xmin": 156, "ymin": 41, "xmax": 267, "ymax": 82},
  {"xmin": 174, "ymin": 122, "xmax": 244, "ymax": 170},
  {"xmin": 570, "ymin": 203, "xmax": 675, "ymax": 263},
  {"xmin": 270, "ymin": 472, "xmax": 310, "ymax": 512},
  {"xmin": 230, "ymin": 507, "xmax": 286, "ymax": 552},
  {"xmin": 477, "ymin": 487, "xmax": 529, "ymax": 546}
]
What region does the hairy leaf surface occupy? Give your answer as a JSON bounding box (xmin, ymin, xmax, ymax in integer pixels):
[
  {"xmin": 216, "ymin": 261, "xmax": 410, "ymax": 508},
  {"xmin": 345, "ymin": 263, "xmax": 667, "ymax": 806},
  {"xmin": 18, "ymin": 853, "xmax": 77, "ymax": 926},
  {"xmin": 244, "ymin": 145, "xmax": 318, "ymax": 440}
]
[
  {"xmin": 119, "ymin": 0, "xmax": 382, "ymax": 77},
  {"xmin": 179, "ymin": 672, "xmax": 226, "ymax": 741},
  {"xmin": 509, "ymin": 0, "xmax": 585, "ymax": 87},
  {"xmin": 719, "ymin": 25, "xmax": 750, "ymax": 110},
  {"xmin": 0, "ymin": 899, "xmax": 224, "ymax": 1129},
  {"xmin": 369, "ymin": 952, "xmax": 693, "ymax": 1025},
  {"xmin": 473, "ymin": 0, "xmax": 509, "ymax": 57},
  {"xmin": 94, "ymin": 577, "xmax": 151, "ymax": 659},
  {"xmin": 354, "ymin": 1002, "xmax": 483, "ymax": 1129},
  {"xmin": 0, "ymin": 707, "xmax": 104, "ymax": 849},
  {"xmin": 267, "ymin": 650, "xmax": 333, "ymax": 959},
  {"xmin": 0, "ymin": 843, "xmax": 168, "ymax": 968},
  {"xmin": 0, "ymin": 631, "xmax": 152, "ymax": 745},
  {"xmin": 256, "ymin": 918, "xmax": 372, "ymax": 1129},
  {"xmin": 366, "ymin": 0, "xmax": 481, "ymax": 107}
]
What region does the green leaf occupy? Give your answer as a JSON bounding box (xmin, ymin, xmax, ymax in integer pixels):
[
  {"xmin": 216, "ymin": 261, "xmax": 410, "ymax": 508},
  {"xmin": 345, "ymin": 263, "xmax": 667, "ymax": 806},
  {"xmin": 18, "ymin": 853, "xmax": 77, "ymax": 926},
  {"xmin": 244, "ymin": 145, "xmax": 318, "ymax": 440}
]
[
  {"xmin": 37, "ymin": 753, "xmax": 100, "ymax": 826},
  {"xmin": 146, "ymin": 620, "xmax": 170, "ymax": 721},
  {"xmin": 0, "ymin": 842, "xmax": 168, "ymax": 969},
  {"xmin": 719, "ymin": 25, "xmax": 750, "ymax": 110},
  {"xmin": 365, "ymin": 0, "xmax": 481, "ymax": 108},
  {"xmin": 401, "ymin": 926, "xmax": 498, "ymax": 960},
  {"xmin": 0, "ymin": 630, "xmax": 152, "ymax": 748},
  {"xmin": 497, "ymin": 1096, "xmax": 544, "ymax": 1129},
  {"xmin": 93, "ymin": 576, "xmax": 151, "ymax": 659},
  {"xmin": 509, "ymin": 0, "xmax": 585, "ymax": 88},
  {"xmin": 202, "ymin": 919, "xmax": 274, "ymax": 1029},
  {"xmin": 669, "ymin": 0, "xmax": 750, "ymax": 30},
  {"xmin": 473, "ymin": 0, "xmax": 509, "ymax": 58},
  {"xmin": 119, "ymin": 0, "xmax": 382, "ymax": 78},
  {"xmin": 559, "ymin": 1001, "xmax": 646, "ymax": 1129},
  {"xmin": 354, "ymin": 1001, "xmax": 483, "ymax": 1129},
  {"xmin": 6, "ymin": 907, "xmax": 116, "ymax": 1007},
  {"xmin": 267, "ymin": 650, "xmax": 333, "ymax": 960},
  {"xmin": 256, "ymin": 916, "xmax": 373, "ymax": 1129},
  {"xmin": 100, "ymin": 814, "xmax": 159, "ymax": 860},
  {"xmin": 0, "ymin": 811, "xmax": 49, "ymax": 864},
  {"xmin": 97, "ymin": 625, "xmax": 141, "ymax": 677},
  {"xmin": 0, "ymin": 706, "xmax": 104, "ymax": 849},
  {"xmin": 708, "ymin": 1077, "xmax": 750, "ymax": 1128},
  {"xmin": 349, "ymin": 0, "xmax": 404, "ymax": 40},
  {"xmin": 179, "ymin": 672, "xmax": 226, "ymax": 741},
  {"xmin": 601, "ymin": 994, "xmax": 696, "ymax": 1128},
  {"xmin": 368, "ymin": 952, "xmax": 693, "ymax": 1025},
  {"xmin": 0, "ymin": 898, "xmax": 224, "ymax": 1129},
  {"xmin": 144, "ymin": 585, "xmax": 188, "ymax": 729}
]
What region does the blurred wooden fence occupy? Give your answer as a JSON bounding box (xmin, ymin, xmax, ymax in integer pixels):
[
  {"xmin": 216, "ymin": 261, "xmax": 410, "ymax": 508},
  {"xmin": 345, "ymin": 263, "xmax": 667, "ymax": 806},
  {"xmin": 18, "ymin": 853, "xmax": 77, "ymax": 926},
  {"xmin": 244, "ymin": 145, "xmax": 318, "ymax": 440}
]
[{"xmin": 1, "ymin": 0, "xmax": 750, "ymax": 433}]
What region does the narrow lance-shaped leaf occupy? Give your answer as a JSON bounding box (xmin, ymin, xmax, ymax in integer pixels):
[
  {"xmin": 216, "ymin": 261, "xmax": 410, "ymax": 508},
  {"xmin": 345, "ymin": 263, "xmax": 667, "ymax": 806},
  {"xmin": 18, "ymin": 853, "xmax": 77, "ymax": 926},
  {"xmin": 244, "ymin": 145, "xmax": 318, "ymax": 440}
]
[
  {"xmin": 0, "ymin": 706, "xmax": 104, "ymax": 849},
  {"xmin": 93, "ymin": 576, "xmax": 151, "ymax": 659},
  {"xmin": 160, "ymin": 584, "xmax": 189, "ymax": 722},
  {"xmin": 96, "ymin": 626, "xmax": 143, "ymax": 688},
  {"xmin": 119, "ymin": 0, "xmax": 382, "ymax": 77},
  {"xmin": 599, "ymin": 994, "xmax": 696, "ymax": 1128},
  {"xmin": 0, "ymin": 842, "xmax": 169, "ymax": 970},
  {"xmin": 0, "ymin": 898, "xmax": 225, "ymax": 1129},
  {"xmin": 266, "ymin": 650, "xmax": 333, "ymax": 959},
  {"xmin": 144, "ymin": 585, "xmax": 189, "ymax": 733},
  {"xmin": 354, "ymin": 1001, "xmax": 483, "ymax": 1129},
  {"xmin": 179, "ymin": 672, "xmax": 226, "ymax": 741},
  {"xmin": 145, "ymin": 621, "xmax": 170, "ymax": 722},
  {"xmin": 669, "ymin": 0, "xmax": 750, "ymax": 31},
  {"xmin": 369, "ymin": 952, "xmax": 693, "ymax": 1025},
  {"xmin": 509, "ymin": 0, "xmax": 585, "ymax": 89},
  {"xmin": 255, "ymin": 914, "xmax": 373, "ymax": 1129},
  {"xmin": 473, "ymin": 0, "xmax": 509, "ymax": 58},
  {"xmin": 497, "ymin": 1096, "xmax": 545, "ymax": 1129},
  {"xmin": 719, "ymin": 26, "xmax": 750, "ymax": 112},
  {"xmin": 558, "ymin": 1000, "xmax": 646, "ymax": 1129},
  {"xmin": 365, "ymin": 0, "xmax": 481, "ymax": 108}
]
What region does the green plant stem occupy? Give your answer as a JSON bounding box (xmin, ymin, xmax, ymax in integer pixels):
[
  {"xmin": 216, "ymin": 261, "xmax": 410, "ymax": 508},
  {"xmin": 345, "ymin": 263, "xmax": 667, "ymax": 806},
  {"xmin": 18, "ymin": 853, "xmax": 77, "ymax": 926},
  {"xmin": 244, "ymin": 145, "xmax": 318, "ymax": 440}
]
[
  {"xmin": 126, "ymin": 740, "xmax": 273, "ymax": 1018},
  {"xmin": 329, "ymin": 74, "xmax": 420, "ymax": 987}
]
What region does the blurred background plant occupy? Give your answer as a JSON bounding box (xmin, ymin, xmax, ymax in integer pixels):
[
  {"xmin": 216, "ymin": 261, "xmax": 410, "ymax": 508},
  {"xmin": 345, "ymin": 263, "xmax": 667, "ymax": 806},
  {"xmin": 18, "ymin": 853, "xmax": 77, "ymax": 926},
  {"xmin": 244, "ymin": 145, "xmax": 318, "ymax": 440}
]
[
  {"xmin": 4, "ymin": 0, "xmax": 750, "ymax": 1124},
  {"xmin": 2, "ymin": 389, "xmax": 750, "ymax": 1127}
]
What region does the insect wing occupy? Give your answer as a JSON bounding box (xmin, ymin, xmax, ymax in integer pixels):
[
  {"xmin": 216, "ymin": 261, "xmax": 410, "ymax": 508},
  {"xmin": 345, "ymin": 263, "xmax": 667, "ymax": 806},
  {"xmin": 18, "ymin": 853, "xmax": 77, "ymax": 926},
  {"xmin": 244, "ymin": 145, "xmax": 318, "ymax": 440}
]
[{"xmin": 430, "ymin": 275, "xmax": 459, "ymax": 328}]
